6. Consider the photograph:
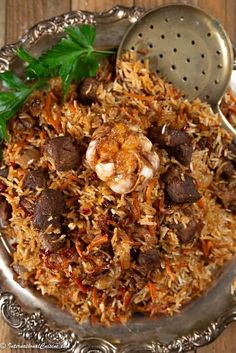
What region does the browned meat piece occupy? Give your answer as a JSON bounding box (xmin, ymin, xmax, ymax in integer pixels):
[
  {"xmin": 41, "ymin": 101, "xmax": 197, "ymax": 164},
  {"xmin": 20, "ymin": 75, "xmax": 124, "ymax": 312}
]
[
  {"xmin": 12, "ymin": 263, "xmax": 28, "ymax": 287},
  {"xmin": 40, "ymin": 233, "xmax": 66, "ymax": 251},
  {"xmin": 148, "ymin": 126, "xmax": 191, "ymax": 147},
  {"xmin": 0, "ymin": 196, "xmax": 11, "ymax": 228},
  {"xmin": 45, "ymin": 136, "xmax": 80, "ymax": 171},
  {"xmin": 19, "ymin": 197, "xmax": 35, "ymax": 215},
  {"xmin": 137, "ymin": 248, "xmax": 161, "ymax": 272},
  {"xmin": 162, "ymin": 165, "xmax": 201, "ymax": 204},
  {"xmin": 33, "ymin": 189, "xmax": 65, "ymax": 231},
  {"xmin": 220, "ymin": 162, "xmax": 235, "ymax": 180},
  {"xmin": 147, "ymin": 126, "xmax": 192, "ymax": 165},
  {"xmin": 168, "ymin": 144, "xmax": 193, "ymax": 166},
  {"xmin": 77, "ymin": 78, "xmax": 99, "ymax": 105},
  {"xmin": 198, "ymin": 136, "xmax": 209, "ymax": 150},
  {"xmin": 228, "ymin": 143, "xmax": 236, "ymax": 157},
  {"xmin": 24, "ymin": 170, "xmax": 48, "ymax": 190},
  {"xmin": 33, "ymin": 213, "xmax": 61, "ymax": 232},
  {"xmin": 0, "ymin": 167, "xmax": 9, "ymax": 178},
  {"xmin": 216, "ymin": 183, "xmax": 236, "ymax": 213},
  {"xmin": 176, "ymin": 220, "xmax": 203, "ymax": 243}
]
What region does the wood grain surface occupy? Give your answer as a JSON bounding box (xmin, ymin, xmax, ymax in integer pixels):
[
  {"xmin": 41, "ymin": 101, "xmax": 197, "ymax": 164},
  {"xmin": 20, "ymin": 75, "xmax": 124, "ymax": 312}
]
[{"xmin": 0, "ymin": 1, "xmax": 235, "ymax": 352}]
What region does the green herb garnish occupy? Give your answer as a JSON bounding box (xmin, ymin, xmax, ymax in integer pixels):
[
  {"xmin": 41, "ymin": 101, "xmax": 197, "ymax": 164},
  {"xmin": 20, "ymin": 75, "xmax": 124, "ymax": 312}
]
[{"xmin": 0, "ymin": 24, "xmax": 115, "ymax": 141}]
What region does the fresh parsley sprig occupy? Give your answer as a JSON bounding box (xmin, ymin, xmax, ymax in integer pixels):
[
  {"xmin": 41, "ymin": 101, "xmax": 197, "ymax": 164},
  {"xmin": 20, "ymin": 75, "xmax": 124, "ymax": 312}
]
[{"xmin": 0, "ymin": 24, "xmax": 115, "ymax": 141}]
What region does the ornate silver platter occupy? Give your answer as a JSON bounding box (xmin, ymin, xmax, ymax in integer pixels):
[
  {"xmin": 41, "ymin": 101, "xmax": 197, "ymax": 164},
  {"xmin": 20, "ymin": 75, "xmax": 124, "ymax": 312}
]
[{"xmin": 0, "ymin": 6, "xmax": 236, "ymax": 353}]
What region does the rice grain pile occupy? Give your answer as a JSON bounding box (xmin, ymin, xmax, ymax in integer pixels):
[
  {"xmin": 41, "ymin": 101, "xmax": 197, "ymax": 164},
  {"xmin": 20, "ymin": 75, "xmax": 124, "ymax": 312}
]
[{"xmin": 1, "ymin": 53, "xmax": 236, "ymax": 326}]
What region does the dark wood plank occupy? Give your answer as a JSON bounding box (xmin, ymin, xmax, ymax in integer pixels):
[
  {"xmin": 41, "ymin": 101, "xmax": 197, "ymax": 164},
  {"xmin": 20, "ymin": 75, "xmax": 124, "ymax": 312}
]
[
  {"xmin": 6, "ymin": 0, "xmax": 71, "ymax": 44},
  {"xmin": 71, "ymin": 0, "xmax": 134, "ymax": 12}
]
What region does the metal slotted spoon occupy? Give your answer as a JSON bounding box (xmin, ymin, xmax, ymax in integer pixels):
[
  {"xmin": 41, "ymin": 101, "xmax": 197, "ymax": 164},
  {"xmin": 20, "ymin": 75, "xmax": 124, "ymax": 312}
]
[{"xmin": 117, "ymin": 4, "xmax": 236, "ymax": 140}]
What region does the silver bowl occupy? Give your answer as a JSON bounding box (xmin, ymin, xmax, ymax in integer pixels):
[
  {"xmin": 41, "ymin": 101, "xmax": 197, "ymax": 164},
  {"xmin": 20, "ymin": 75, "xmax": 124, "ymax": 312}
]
[{"xmin": 0, "ymin": 6, "xmax": 236, "ymax": 353}]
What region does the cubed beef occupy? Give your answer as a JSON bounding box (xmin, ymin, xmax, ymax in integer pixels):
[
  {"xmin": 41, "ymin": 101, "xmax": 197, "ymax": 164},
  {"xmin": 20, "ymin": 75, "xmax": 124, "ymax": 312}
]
[
  {"xmin": 147, "ymin": 126, "xmax": 192, "ymax": 165},
  {"xmin": 176, "ymin": 220, "xmax": 203, "ymax": 243},
  {"xmin": 147, "ymin": 126, "xmax": 191, "ymax": 147},
  {"xmin": 77, "ymin": 78, "xmax": 99, "ymax": 105},
  {"xmin": 162, "ymin": 165, "xmax": 201, "ymax": 204},
  {"xmin": 33, "ymin": 189, "xmax": 65, "ymax": 231},
  {"xmin": 220, "ymin": 162, "xmax": 235, "ymax": 180},
  {"xmin": 40, "ymin": 233, "xmax": 66, "ymax": 251},
  {"xmin": 19, "ymin": 197, "xmax": 35, "ymax": 215},
  {"xmin": 198, "ymin": 136, "xmax": 209, "ymax": 150},
  {"xmin": 216, "ymin": 183, "xmax": 236, "ymax": 213},
  {"xmin": 138, "ymin": 248, "xmax": 161, "ymax": 272},
  {"xmin": 0, "ymin": 167, "xmax": 9, "ymax": 178},
  {"xmin": 45, "ymin": 136, "xmax": 80, "ymax": 171},
  {"xmin": 0, "ymin": 196, "xmax": 11, "ymax": 228},
  {"xmin": 24, "ymin": 170, "xmax": 48, "ymax": 190}
]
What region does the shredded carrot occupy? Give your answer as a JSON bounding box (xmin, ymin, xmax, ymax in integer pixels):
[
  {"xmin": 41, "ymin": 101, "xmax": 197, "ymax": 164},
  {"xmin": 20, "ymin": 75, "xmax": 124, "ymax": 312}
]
[
  {"xmin": 39, "ymin": 131, "xmax": 46, "ymax": 140},
  {"xmin": 124, "ymin": 92, "xmax": 154, "ymax": 101},
  {"xmin": 87, "ymin": 234, "xmax": 108, "ymax": 252},
  {"xmin": 120, "ymin": 106, "xmax": 140, "ymax": 125},
  {"xmin": 229, "ymin": 89, "xmax": 236, "ymax": 103},
  {"xmin": 75, "ymin": 241, "xmax": 84, "ymax": 258},
  {"xmin": 145, "ymin": 178, "xmax": 156, "ymax": 204},
  {"xmin": 92, "ymin": 287, "xmax": 100, "ymax": 313},
  {"xmin": 148, "ymin": 225, "xmax": 156, "ymax": 239},
  {"xmin": 67, "ymin": 174, "xmax": 78, "ymax": 181},
  {"xmin": 131, "ymin": 191, "xmax": 141, "ymax": 220},
  {"xmin": 197, "ymin": 197, "xmax": 206, "ymax": 209},
  {"xmin": 201, "ymin": 239, "xmax": 213, "ymax": 258},
  {"xmin": 164, "ymin": 256, "xmax": 176, "ymax": 280},
  {"xmin": 147, "ymin": 281, "xmax": 158, "ymax": 302},
  {"xmin": 58, "ymin": 182, "xmax": 69, "ymax": 191},
  {"xmin": 44, "ymin": 93, "xmax": 62, "ymax": 133},
  {"xmin": 179, "ymin": 102, "xmax": 185, "ymax": 119},
  {"xmin": 228, "ymin": 105, "xmax": 236, "ymax": 115},
  {"xmin": 74, "ymin": 278, "xmax": 88, "ymax": 293}
]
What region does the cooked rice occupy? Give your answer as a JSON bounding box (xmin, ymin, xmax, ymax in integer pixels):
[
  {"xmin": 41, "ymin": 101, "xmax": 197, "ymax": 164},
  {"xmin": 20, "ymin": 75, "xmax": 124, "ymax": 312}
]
[{"xmin": 1, "ymin": 52, "xmax": 236, "ymax": 325}]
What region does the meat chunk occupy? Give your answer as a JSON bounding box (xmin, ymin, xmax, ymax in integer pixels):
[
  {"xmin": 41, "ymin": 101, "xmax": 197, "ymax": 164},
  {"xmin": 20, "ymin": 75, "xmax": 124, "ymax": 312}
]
[
  {"xmin": 40, "ymin": 233, "xmax": 66, "ymax": 251},
  {"xmin": 45, "ymin": 136, "xmax": 80, "ymax": 171},
  {"xmin": 0, "ymin": 196, "xmax": 11, "ymax": 228},
  {"xmin": 19, "ymin": 197, "xmax": 35, "ymax": 215},
  {"xmin": 24, "ymin": 170, "xmax": 48, "ymax": 190},
  {"xmin": 198, "ymin": 136, "xmax": 209, "ymax": 150},
  {"xmin": 147, "ymin": 126, "xmax": 192, "ymax": 165},
  {"xmin": 33, "ymin": 189, "xmax": 65, "ymax": 231},
  {"xmin": 219, "ymin": 162, "xmax": 235, "ymax": 180},
  {"xmin": 162, "ymin": 165, "xmax": 201, "ymax": 204},
  {"xmin": 228, "ymin": 143, "xmax": 236, "ymax": 157},
  {"xmin": 148, "ymin": 126, "xmax": 191, "ymax": 147},
  {"xmin": 168, "ymin": 144, "xmax": 193, "ymax": 166},
  {"xmin": 77, "ymin": 78, "xmax": 99, "ymax": 105},
  {"xmin": 216, "ymin": 183, "xmax": 236, "ymax": 213},
  {"xmin": 137, "ymin": 248, "xmax": 161, "ymax": 272},
  {"xmin": 0, "ymin": 167, "xmax": 9, "ymax": 178},
  {"xmin": 176, "ymin": 220, "xmax": 203, "ymax": 243}
]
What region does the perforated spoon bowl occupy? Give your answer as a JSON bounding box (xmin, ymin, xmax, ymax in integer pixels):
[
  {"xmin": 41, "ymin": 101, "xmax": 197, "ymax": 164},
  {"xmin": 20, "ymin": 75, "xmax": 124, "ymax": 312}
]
[{"xmin": 117, "ymin": 4, "xmax": 235, "ymax": 140}]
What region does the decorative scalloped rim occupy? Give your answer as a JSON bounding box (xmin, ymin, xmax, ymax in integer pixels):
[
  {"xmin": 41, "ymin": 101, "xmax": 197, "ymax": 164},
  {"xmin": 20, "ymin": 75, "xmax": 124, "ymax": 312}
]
[{"xmin": 0, "ymin": 6, "xmax": 236, "ymax": 353}]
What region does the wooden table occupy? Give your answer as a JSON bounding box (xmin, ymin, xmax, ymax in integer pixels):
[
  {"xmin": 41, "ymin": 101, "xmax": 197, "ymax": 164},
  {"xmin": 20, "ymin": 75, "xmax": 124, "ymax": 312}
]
[{"xmin": 0, "ymin": 1, "xmax": 235, "ymax": 352}]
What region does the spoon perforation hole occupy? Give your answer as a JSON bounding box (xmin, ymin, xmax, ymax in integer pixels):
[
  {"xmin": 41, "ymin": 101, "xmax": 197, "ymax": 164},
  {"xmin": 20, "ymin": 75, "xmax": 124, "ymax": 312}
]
[
  {"xmin": 140, "ymin": 59, "xmax": 144, "ymax": 64},
  {"xmin": 177, "ymin": 33, "xmax": 181, "ymax": 38},
  {"xmin": 165, "ymin": 18, "xmax": 169, "ymax": 23},
  {"xmin": 216, "ymin": 50, "xmax": 221, "ymax": 55},
  {"xmin": 201, "ymin": 54, "xmax": 205, "ymax": 58},
  {"xmin": 131, "ymin": 46, "xmax": 135, "ymax": 51},
  {"xmin": 214, "ymin": 79, "xmax": 219, "ymax": 84},
  {"xmin": 207, "ymin": 32, "xmax": 211, "ymax": 37},
  {"xmin": 150, "ymin": 24, "xmax": 154, "ymax": 29},
  {"xmin": 171, "ymin": 65, "xmax": 176, "ymax": 70},
  {"xmin": 156, "ymin": 69, "xmax": 160, "ymax": 74},
  {"xmin": 218, "ymin": 64, "xmax": 223, "ymax": 69},
  {"xmin": 191, "ymin": 40, "xmax": 195, "ymax": 45},
  {"xmin": 202, "ymin": 70, "xmax": 206, "ymax": 75},
  {"xmin": 205, "ymin": 94, "xmax": 210, "ymax": 99},
  {"xmin": 183, "ymin": 77, "xmax": 187, "ymax": 81},
  {"xmin": 195, "ymin": 86, "xmax": 199, "ymax": 91},
  {"xmin": 173, "ymin": 48, "xmax": 177, "ymax": 53},
  {"xmin": 138, "ymin": 33, "xmax": 143, "ymax": 38},
  {"xmin": 161, "ymin": 34, "xmax": 165, "ymax": 39},
  {"xmin": 149, "ymin": 44, "xmax": 153, "ymax": 49},
  {"xmin": 180, "ymin": 16, "xmax": 184, "ymax": 21},
  {"xmin": 186, "ymin": 58, "xmax": 190, "ymax": 63},
  {"xmin": 159, "ymin": 54, "xmax": 164, "ymax": 59}
]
